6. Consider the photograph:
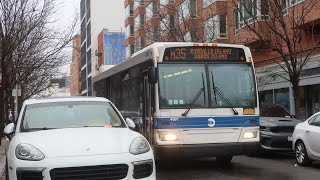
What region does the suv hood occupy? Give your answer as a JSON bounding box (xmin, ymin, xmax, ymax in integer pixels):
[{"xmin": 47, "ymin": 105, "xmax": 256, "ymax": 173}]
[
  {"xmin": 260, "ymin": 117, "xmax": 301, "ymax": 127},
  {"xmin": 16, "ymin": 128, "xmax": 139, "ymax": 158}
]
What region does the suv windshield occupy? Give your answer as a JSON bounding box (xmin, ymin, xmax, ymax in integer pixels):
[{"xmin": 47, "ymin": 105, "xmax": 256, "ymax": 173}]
[
  {"xmin": 21, "ymin": 101, "xmax": 125, "ymax": 131},
  {"xmin": 260, "ymin": 104, "xmax": 292, "ymax": 117}
]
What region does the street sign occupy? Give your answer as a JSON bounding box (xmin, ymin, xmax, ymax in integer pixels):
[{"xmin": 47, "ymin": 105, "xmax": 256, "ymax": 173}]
[{"xmin": 12, "ymin": 89, "xmax": 21, "ymax": 96}]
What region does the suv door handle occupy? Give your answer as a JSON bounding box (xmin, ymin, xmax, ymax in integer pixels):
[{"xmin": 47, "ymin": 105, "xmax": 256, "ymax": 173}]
[{"xmin": 306, "ymin": 130, "xmax": 310, "ymax": 134}]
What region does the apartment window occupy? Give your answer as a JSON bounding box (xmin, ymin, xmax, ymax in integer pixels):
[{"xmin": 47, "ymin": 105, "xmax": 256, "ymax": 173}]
[
  {"xmin": 134, "ymin": 14, "xmax": 145, "ymax": 31},
  {"xmin": 282, "ymin": 0, "xmax": 289, "ymax": 14},
  {"xmin": 238, "ymin": 0, "xmax": 269, "ymax": 28},
  {"xmin": 134, "ymin": 0, "xmax": 144, "ymax": 10},
  {"xmin": 160, "ymin": 0, "xmax": 175, "ymax": 5},
  {"xmin": 87, "ymin": 49, "xmax": 91, "ymax": 74},
  {"xmin": 135, "ymin": 37, "xmax": 145, "ymax": 51},
  {"xmin": 234, "ymin": 10, "xmax": 239, "ymax": 30},
  {"xmin": 204, "ymin": 15, "xmax": 227, "ymax": 42},
  {"xmin": 81, "ymin": 20, "xmax": 86, "ymax": 44},
  {"xmin": 81, "ymin": 43, "xmax": 86, "ymax": 67},
  {"xmin": 146, "ymin": 2, "xmax": 158, "ymax": 20},
  {"xmin": 125, "ymin": 3, "xmax": 134, "ymax": 18},
  {"xmin": 184, "ymin": 31, "xmax": 191, "ymax": 42},
  {"xmin": 161, "ymin": 14, "xmax": 175, "ymax": 32},
  {"xmin": 178, "ymin": 0, "xmax": 197, "ymax": 23},
  {"xmin": 151, "ymin": 27, "xmax": 159, "ymax": 41},
  {"xmin": 80, "ymin": 0, "xmax": 85, "ymax": 19},
  {"xmin": 86, "ymin": 22, "xmax": 91, "ymax": 48},
  {"xmin": 203, "ymin": 0, "xmax": 215, "ymax": 8},
  {"xmin": 86, "ymin": 0, "xmax": 91, "ymax": 20},
  {"xmin": 81, "ymin": 68, "xmax": 87, "ymax": 92},
  {"xmin": 126, "ymin": 45, "xmax": 134, "ymax": 58},
  {"xmin": 125, "ymin": 24, "xmax": 134, "ymax": 38},
  {"xmin": 88, "ymin": 77, "xmax": 92, "ymax": 96},
  {"xmin": 290, "ymin": 0, "xmax": 303, "ymax": 6},
  {"xmin": 139, "ymin": 37, "xmax": 145, "ymax": 48}
]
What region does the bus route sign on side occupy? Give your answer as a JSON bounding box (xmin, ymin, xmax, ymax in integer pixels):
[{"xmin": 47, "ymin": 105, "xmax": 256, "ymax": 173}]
[{"xmin": 163, "ymin": 46, "xmax": 246, "ymax": 62}]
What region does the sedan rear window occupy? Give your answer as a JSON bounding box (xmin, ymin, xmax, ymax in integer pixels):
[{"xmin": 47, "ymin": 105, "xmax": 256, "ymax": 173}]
[
  {"xmin": 21, "ymin": 101, "xmax": 125, "ymax": 131},
  {"xmin": 260, "ymin": 104, "xmax": 291, "ymax": 117}
]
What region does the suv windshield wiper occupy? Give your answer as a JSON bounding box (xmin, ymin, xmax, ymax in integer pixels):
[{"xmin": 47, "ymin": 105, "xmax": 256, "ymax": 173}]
[
  {"xmin": 23, "ymin": 127, "xmax": 57, "ymax": 132},
  {"xmin": 211, "ymin": 72, "xmax": 239, "ymax": 115},
  {"xmin": 181, "ymin": 73, "xmax": 206, "ymax": 116}
]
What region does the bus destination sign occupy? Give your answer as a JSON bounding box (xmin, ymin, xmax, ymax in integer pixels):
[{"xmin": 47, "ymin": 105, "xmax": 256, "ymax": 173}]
[{"xmin": 163, "ymin": 47, "xmax": 246, "ymax": 61}]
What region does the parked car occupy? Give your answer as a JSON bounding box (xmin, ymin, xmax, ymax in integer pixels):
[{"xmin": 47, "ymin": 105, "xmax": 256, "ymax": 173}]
[
  {"xmin": 259, "ymin": 103, "xmax": 301, "ymax": 151},
  {"xmin": 292, "ymin": 111, "xmax": 320, "ymax": 166},
  {"xmin": 4, "ymin": 97, "xmax": 156, "ymax": 180}
]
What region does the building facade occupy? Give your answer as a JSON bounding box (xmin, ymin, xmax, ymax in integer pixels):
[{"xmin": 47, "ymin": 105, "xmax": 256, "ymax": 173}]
[
  {"xmin": 80, "ymin": 0, "xmax": 125, "ymax": 96},
  {"xmin": 124, "ymin": 0, "xmax": 320, "ymax": 119},
  {"xmin": 70, "ymin": 35, "xmax": 81, "ymax": 96}
]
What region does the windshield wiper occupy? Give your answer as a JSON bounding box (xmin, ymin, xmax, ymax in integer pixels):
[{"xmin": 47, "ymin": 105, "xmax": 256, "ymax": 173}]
[
  {"xmin": 211, "ymin": 72, "xmax": 239, "ymax": 115},
  {"xmin": 181, "ymin": 73, "xmax": 206, "ymax": 116},
  {"xmin": 23, "ymin": 127, "xmax": 57, "ymax": 132}
]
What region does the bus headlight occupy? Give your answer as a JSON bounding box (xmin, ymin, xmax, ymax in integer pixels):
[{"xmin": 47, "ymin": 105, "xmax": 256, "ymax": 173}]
[
  {"xmin": 244, "ymin": 132, "xmax": 257, "ymax": 139},
  {"xmin": 160, "ymin": 133, "xmax": 178, "ymax": 141}
]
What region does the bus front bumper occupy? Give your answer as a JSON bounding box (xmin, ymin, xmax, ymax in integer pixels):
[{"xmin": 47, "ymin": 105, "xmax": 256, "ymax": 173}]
[{"xmin": 154, "ymin": 142, "xmax": 259, "ymax": 159}]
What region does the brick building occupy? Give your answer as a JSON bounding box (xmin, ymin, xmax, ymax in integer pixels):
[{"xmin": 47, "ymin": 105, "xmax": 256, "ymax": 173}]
[
  {"xmin": 70, "ymin": 35, "xmax": 81, "ymax": 96},
  {"xmin": 124, "ymin": 0, "xmax": 320, "ymax": 118}
]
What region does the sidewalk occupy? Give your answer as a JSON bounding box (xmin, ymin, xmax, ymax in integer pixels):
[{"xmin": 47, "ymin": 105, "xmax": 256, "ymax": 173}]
[{"xmin": 0, "ymin": 139, "xmax": 9, "ymax": 179}]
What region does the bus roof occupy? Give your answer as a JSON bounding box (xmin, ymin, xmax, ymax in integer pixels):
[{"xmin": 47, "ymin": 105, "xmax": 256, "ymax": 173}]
[{"xmin": 92, "ymin": 42, "xmax": 249, "ymax": 83}]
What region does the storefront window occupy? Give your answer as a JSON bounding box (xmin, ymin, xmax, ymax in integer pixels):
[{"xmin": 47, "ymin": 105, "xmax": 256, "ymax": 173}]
[
  {"xmin": 259, "ymin": 90, "xmax": 273, "ymax": 104},
  {"xmin": 275, "ymin": 88, "xmax": 290, "ymax": 112}
]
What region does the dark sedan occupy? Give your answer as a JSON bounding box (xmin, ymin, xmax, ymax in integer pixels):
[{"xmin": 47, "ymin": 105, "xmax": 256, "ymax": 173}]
[{"xmin": 259, "ymin": 104, "xmax": 301, "ymax": 151}]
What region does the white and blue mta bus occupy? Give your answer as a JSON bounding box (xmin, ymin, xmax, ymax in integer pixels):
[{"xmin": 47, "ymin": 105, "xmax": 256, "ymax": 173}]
[{"xmin": 93, "ymin": 42, "xmax": 259, "ymax": 162}]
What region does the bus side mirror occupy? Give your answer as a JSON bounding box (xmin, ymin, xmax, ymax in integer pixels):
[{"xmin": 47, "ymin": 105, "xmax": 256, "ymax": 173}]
[{"xmin": 148, "ymin": 67, "xmax": 158, "ymax": 84}]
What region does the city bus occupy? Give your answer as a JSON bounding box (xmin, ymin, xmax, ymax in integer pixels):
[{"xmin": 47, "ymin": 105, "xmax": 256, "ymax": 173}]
[{"xmin": 93, "ymin": 42, "xmax": 260, "ymax": 163}]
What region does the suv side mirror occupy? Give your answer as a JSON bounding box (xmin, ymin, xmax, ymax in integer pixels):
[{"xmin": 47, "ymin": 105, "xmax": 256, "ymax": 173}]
[
  {"xmin": 148, "ymin": 67, "xmax": 158, "ymax": 84},
  {"xmin": 126, "ymin": 118, "xmax": 136, "ymax": 129},
  {"xmin": 4, "ymin": 123, "xmax": 15, "ymax": 140}
]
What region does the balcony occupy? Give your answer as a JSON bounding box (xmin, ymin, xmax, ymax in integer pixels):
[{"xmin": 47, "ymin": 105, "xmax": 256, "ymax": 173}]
[
  {"xmin": 125, "ymin": 36, "xmax": 135, "ymax": 47},
  {"xmin": 235, "ymin": 20, "xmax": 271, "ymax": 47},
  {"xmin": 202, "ymin": 0, "xmax": 227, "ymax": 19}
]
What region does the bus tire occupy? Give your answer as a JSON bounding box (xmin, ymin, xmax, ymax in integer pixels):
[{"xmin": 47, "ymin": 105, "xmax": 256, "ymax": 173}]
[{"xmin": 216, "ymin": 155, "xmax": 233, "ymax": 165}]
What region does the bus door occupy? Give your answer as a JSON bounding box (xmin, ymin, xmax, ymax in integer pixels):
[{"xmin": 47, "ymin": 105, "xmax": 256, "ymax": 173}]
[{"xmin": 142, "ymin": 73, "xmax": 154, "ymax": 144}]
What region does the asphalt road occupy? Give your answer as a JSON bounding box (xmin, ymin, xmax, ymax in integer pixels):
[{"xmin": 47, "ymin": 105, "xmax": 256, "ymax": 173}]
[
  {"xmin": 2, "ymin": 153, "xmax": 319, "ymax": 180},
  {"xmin": 156, "ymin": 153, "xmax": 320, "ymax": 180}
]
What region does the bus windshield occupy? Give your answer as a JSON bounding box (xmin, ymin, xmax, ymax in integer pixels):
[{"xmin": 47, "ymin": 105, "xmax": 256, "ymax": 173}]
[{"xmin": 158, "ymin": 63, "xmax": 257, "ymax": 109}]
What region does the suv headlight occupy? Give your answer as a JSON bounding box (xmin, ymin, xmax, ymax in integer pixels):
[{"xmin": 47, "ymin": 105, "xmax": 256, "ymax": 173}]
[
  {"xmin": 129, "ymin": 137, "xmax": 150, "ymax": 155},
  {"xmin": 16, "ymin": 144, "xmax": 45, "ymax": 161}
]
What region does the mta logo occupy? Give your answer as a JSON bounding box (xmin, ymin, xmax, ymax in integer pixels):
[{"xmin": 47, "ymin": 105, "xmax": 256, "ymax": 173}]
[{"xmin": 208, "ymin": 118, "xmax": 216, "ymax": 127}]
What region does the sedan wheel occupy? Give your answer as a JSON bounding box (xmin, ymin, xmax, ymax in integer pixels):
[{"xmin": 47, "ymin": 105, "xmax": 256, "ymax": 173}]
[{"xmin": 295, "ymin": 141, "xmax": 311, "ymax": 166}]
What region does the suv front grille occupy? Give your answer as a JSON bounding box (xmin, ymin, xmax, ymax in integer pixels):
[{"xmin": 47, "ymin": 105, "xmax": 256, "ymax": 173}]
[
  {"xmin": 50, "ymin": 164, "xmax": 128, "ymax": 180},
  {"xmin": 133, "ymin": 160, "xmax": 153, "ymax": 179}
]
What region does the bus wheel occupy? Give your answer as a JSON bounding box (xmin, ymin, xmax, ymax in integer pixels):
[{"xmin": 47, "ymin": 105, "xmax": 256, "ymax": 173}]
[{"xmin": 216, "ymin": 156, "xmax": 233, "ymax": 165}]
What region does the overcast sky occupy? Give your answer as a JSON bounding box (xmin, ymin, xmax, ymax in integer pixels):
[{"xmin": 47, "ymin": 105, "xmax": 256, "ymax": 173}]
[{"xmin": 57, "ymin": 0, "xmax": 124, "ymax": 32}]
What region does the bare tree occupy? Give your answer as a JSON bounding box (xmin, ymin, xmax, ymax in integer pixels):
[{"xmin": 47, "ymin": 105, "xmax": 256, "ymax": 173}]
[
  {"xmin": 0, "ymin": 0, "xmax": 77, "ymax": 139},
  {"xmin": 139, "ymin": 0, "xmax": 222, "ymax": 49},
  {"xmin": 231, "ymin": 0, "xmax": 320, "ymax": 117}
]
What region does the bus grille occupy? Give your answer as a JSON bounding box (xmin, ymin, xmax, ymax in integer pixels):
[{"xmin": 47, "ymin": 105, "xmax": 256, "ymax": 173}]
[{"xmin": 50, "ymin": 164, "xmax": 128, "ymax": 180}]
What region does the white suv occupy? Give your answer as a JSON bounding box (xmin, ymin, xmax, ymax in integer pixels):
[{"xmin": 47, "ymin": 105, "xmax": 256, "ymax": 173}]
[{"xmin": 4, "ymin": 97, "xmax": 155, "ymax": 180}]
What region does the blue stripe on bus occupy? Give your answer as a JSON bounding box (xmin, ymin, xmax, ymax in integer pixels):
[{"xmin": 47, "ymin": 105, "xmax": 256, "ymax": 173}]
[{"xmin": 154, "ymin": 116, "xmax": 259, "ymax": 129}]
